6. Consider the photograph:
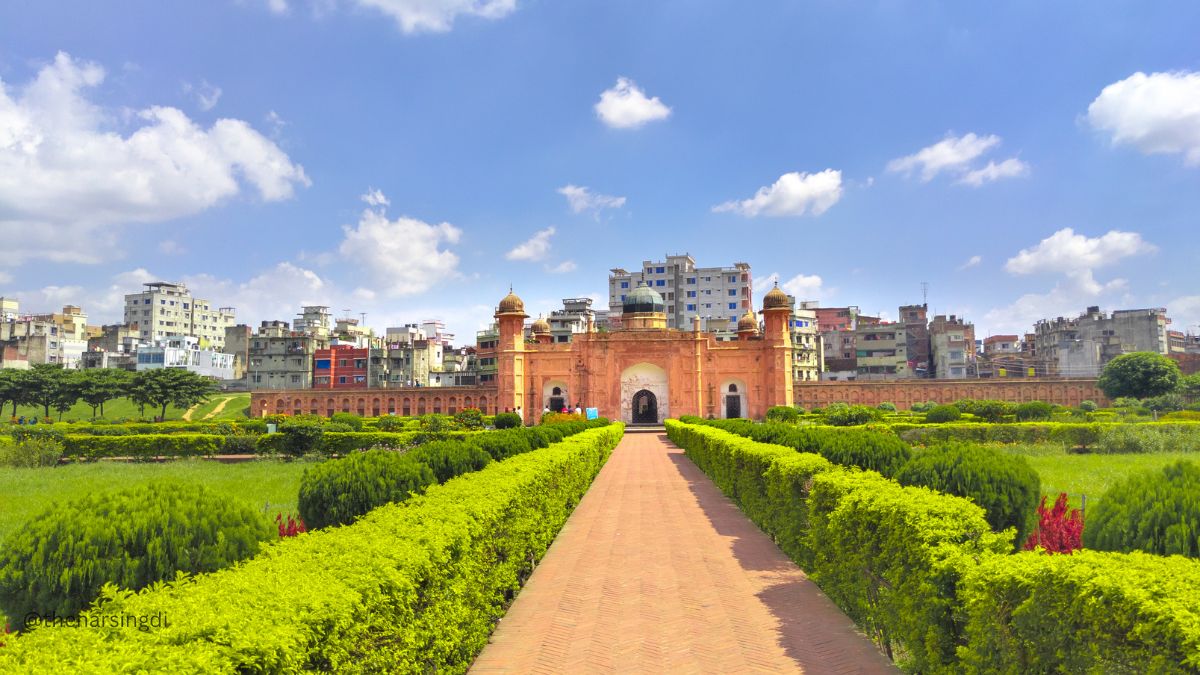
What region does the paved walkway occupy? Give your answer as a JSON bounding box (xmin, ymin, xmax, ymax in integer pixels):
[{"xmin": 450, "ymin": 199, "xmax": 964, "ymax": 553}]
[{"xmin": 471, "ymin": 432, "xmax": 895, "ymax": 674}]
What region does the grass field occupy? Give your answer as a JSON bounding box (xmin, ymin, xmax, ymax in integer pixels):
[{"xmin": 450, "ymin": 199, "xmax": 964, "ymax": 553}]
[
  {"xmin": 183, "ymin": 393, "xmax": 252, "ymax": 421},
  {"xmin": 0, "ymin": 459, "xmax": 309, "ymax": 546},
  {"xmin": 4, "ymin": 393, "xmax": 251, "ymax": 423},
  {"xmin": 1000, "ymin": 444, "xmax": 1198, "ymax": 510}
]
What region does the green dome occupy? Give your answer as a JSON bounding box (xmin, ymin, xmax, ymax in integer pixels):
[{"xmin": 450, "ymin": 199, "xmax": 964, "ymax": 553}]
[{"xmin": 623, "ymin": 281, "xmax": 665, "ymax": 315}]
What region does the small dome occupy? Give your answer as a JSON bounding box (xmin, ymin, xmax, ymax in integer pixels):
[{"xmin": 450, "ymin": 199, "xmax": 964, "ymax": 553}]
[
  {"xmin": 497, "ymin": 289, "xmax": 525, "ymax": 314},
  {"xmin": 531, "ymin": 315, "xmax": 551, "ymax": 334},
  {"xmin": 737, "ymin": 310, "xmax": 758, "ymax": 332},
  {"xmin": 623, "ymin": 281, "xmax": 665, "ymax": 315},
  {"xmin": 763, "ymin": 284, "xmax": 790, "ymax": 310}
]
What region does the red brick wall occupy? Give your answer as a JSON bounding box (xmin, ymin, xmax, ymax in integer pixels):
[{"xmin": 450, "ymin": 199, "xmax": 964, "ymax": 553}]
[
  {"xmin": 252, "ymin": 387, "xmax": 498, "ymax": 417},
  {"xmin": 794, "ymin": 378, "xmax": 1107, "ymax": 409}
]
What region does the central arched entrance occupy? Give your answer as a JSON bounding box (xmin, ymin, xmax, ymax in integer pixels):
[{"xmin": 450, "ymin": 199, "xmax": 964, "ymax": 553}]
[{"xmin": 632, "ymin": 389, "xmax": 658, "ymax": 423}]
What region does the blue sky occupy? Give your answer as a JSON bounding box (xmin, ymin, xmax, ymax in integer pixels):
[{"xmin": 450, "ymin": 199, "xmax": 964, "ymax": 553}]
[{"xmin": 1, "ymin": 1, "xmax": 1199, "ymax": 341}]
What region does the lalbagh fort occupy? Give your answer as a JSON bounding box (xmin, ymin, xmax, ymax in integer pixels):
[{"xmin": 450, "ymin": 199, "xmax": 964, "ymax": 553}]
[{"xmin": 251, "ymin": 284, "xmax": 1109, "ymax": 422}]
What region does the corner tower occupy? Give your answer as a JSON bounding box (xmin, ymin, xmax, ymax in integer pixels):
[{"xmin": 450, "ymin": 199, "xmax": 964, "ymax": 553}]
[
  {"xmin": 761, "ymin": 283, "xmax": 795, "ymax": 408},
  {"xmin": 495, "ymin": 289, "xmax": 528, "ymax": 417}
]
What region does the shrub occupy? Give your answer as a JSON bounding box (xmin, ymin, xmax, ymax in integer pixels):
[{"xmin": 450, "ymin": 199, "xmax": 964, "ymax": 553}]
[
  {"xmin": 221, "ymin": 435, "xmax": 257, "ymax": 455},
  {"xmin": 895, "ymin": 443, "xmax": 1041, "ymax": 545},
  {"xmin": 453, "ymin": 407, "xmax": 484, "ymax": 430},
  {"xmin": 330, "ymin": 412, "xmax": 364, "ymax": 431},
  {"xmin": 471, "ymin": 429, "xmax": 533, "ymax": 461},
  {"xmin": 0, "ymin": 425, "xmax": 623, "ymax": 672},
  {"xmin": 877, "ymin": 402, "xmax": 897, "ymax": 412},
  {"xmin": 325, "ymin": 422, "xmax": 355, "ymax": 433},
  {"xmin": 298, "ymin": 450, "xmax": 437, "ymax": 529},
  {"xmin": 0, "ymin": 481, "xmax": 271, "ymax": 630},
  {"xmin": 1015, "ymin": 400, "xmax": 1053, "ymax": 421},
  {"xmin": 419, "ymin": 414, "xmax": 450, "ymax": 432},
  {"xmin": 910, "ymin": 401, "xmax": 937, "ymax": 413},
  {"xmin": 0, "ymin": 436, "xmax": 63, "ymax": 467},
  {"xmin": 9, "ymin": 426, "xmax": 65, "ymax": 443},
  {"xmin": 765, "ymin": 405, "xmax": 801, "ymax": 423},
  {"xmin": 1098, "ymin": 351, "xmax": 1181, "ymax": 400},
  {"xmin": 1144, "ymin": 392, "xmax": 1186, "ymax": 412},
  {"xmin": 1083, "ymin": 460, "xmax": 1200, "ymax": 557},
  {"xmin": 406, "ymin": 440, "xmax": 492, "ymax": 483},
  {"xmin": 924, "ymin": 404, "xmax": 962, "ymax": 423},
  {"xmin": 279, "ymin": 421, "xmax": 324, "ymax": 457},
  {"xmin": 958, "ymin": 550, "xmax": 1200, "ymax": 673},
  {"xmin": 1079, "ymin": 399, "xmax": 1098, "ymax": 412},
  {"xmin": 1022, "ymin": 493, "xmax": 1082, "ymax": 554},
  {"xmin": 493, "ymin": 412, "xmax": 522, "ymax": 429},
  {"xmin": 375, "ymin": 415, "xmax": 410, "ymax": 432},
  {"xmin": 823, "ymin": 404, "xmax": 879, "ymax": 426},
  {"xmin": 61, "ymin": 434, "xmax": 225, "ymax": 459}
]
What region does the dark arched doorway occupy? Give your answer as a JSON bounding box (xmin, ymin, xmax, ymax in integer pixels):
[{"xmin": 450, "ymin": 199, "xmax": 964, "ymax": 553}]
[
  {"xmin": 725, "ymin": 383, "xmax": 742, "ymax": 419},
  {"xmin": 548, "ymin": 386, "xmax": 565, "ymax": 413},
  {"xmin": 632, "ymin": 389, "xmax": 658, "ymax": 424}
]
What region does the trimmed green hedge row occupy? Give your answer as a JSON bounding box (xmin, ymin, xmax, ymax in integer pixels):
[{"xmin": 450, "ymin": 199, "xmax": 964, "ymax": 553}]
[
  {"xmin": 680, "ymin": 417, "xmax": 911, "ymax": 477},
  {"xmin": 0, "ymin": 424, "xmax": 625, "ymax": 673},
  {"xmin": 665, "ymin": 420, "xmax": 1200, "ymax": 673},
  {"xmin": 894, "ymin": 421, "xmax": 1200, "ymax": 452},
  {"xmin": 61, "ymin": 433, "xmax": 230, "ymax": 459}
]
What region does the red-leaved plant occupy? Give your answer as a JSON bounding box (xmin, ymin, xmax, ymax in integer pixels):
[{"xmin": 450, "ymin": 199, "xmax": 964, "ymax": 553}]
[
  {"xmin": 1023, "ymin": 493, "xmax": 1083, "ymax": 554},
  {"xmin": 275, "ymin": 512, "xmax": 307, "ymax": 538}
]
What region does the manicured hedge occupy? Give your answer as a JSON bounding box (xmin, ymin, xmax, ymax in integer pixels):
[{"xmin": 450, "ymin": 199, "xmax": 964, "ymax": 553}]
[
  {"xmin": 893, "ymin": 421, "xmax": 1200, "ymax": 451},
  {"xmin": 60, "ymin": 433, "xmax": 228, "ymax": 459},
  {"xmin": 299, "ymin": 450, "xmax": 438, "ymax": 529},
  {"xmin": 958, "ymin": 550, "xmax": 1200, "ymax": 673},
  {"xmin": 0, "ymin": 424, "xmax": 625, "ymax": 673},
  {"xmin": 693, "ymin": 419, "xmax": 912, "ymax": 477}
]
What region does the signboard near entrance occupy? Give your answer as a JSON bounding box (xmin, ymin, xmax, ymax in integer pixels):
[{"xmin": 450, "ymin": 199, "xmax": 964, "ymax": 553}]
[{"xmin": 585, "ymin": 407, "xmax": 599, "ymax": 420}]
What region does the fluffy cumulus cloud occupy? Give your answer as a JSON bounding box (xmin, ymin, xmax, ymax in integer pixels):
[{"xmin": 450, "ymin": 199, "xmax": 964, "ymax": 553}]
[
  {"xmin": 713, "ymin": 170, "xmax": 843, "ymax": 217},
  {"xmin": 557, "ymin": 184, "xmax": 626, "ymax": 215},
  {"xmin": 181, "ymin": 263, "xmax": 328, "ymax": 324},
  {"xmin": 887, "ymin": 132, "xmax": 1028, "ymax": 186},
  {"xmin": 594, "ymin": 77, "xmax": 671, "ymax": 129},
  {"xmin": 1168, "ymin": 295, "xmax": 1200, "ymax": 334},
  {"xmin": 958, "ymin": 255, "xmax": 983, "ymax": 270},
  {"xmin": 338, "ymin": 193, "xmax": 462, "ymax": 295},
  {"xmin": 354, "ymin": 0, "xmax": 516, "ymax": 33},
  {"xmin": 756, "ymin": 272, "xmax": 825, "ymax": 303},
  {"xmin": 506, "ymin": 226, "xmax": 555, "ymax": 261},
  {"xmin": 0, "ymin": 52, "xmax": 309, "ymax": 266},
  {"xmin": 983, "ymin": 229, "xmax": 1155, "ymax": 335},
  {"xmin": 546, "ymin": 260, "xmax": 577, "ymax": 274},
  {"xmin": 1087, "ymin": 70, "xmax": 1200, "ymax": 166}
]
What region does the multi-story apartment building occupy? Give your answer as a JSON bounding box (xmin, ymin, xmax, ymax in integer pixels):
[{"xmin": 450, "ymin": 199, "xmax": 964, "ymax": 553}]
[
  {"xmin": 608, "ymin": 255, "xmax": 751, "ymax": 331},
  {"xmin": 313, "ymin": 344, "xmax": 370, "ymax": 389},
  {"xmin": 123, "ymin": 282, "xmax": 235, "ymax": 349},
  {"xmin": 82, "ymin": 324, "xmax": 143, "ymax": 371},
  {"xmin": 244, "ymin": 321, "xmax": 330, "ymax": 390},
  {"xmin": 930, "ymin": 315, "xmax": 975, "ymax": 379},
  {"xmin": 1168, "ymin": 330, "xmax": 1200, "ymax": 355},
  {"xmin": 293, "ymin": 306, "xmax": 332, "ymax": 338},
  {"xmin": 0, "ymin": 312, "xmax": 88, "ymax": 368},
  {"xmin": 136, "ymin": 335, "xmax": 236, "ymax": 379},
  {"xmin": 816, "ymin": 306, "xmax": 881, "ymax": 379},
  {"xmin": 1033, "ymin": 306, "xmax": 1170, "ymax": 377},
  {"xmin": 540, "ymin": 297, "xmax": 599, "ymax": 344},
  {"xmin": 855, "ymin": 324, "xmax": 911, "ymax": 379},
  {"xmin": 475, "ymin": 324, "xmax": 499, "ymax": 385},
  {"xmin": 0, "ymin": 297, "xmax": 18, "ymax": 321},
  {"xmin": 382, "ymin": 325, "xmax": 444, "ymax": 387},
  {"xmin": 899, "ymin": 304, "xmax": 930, "ymax": 377},
  {"xmin": 791, "ymin": 299, "xmax": 822, "ymax": 382}
]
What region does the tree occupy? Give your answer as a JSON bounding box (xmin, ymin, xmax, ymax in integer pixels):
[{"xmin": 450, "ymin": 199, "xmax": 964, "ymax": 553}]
[
  {"xmin": 129, "ymin": 369, "xmax": 218, "ymax": 421},
  {"xmin": 22, "ymin": 364, "xmax": 72, "ymax": 419},
  {"xmin": 0, "ymin": 368, "xmax": 29, "ymax": 418},
  {"xmin": 1180, "ymin": 373, "xmax": 1200, "ymax": 404},
  {"xmin": 1097, "ymin": 352, "xmax": 1181, "ymax": 400},
  {"xmin": 77, "ymin": 368, "xmax": 133, "ymax": 418},
  {"xmin": 52, "ymin": 370, "xmax": 83, "ymax": 420}
]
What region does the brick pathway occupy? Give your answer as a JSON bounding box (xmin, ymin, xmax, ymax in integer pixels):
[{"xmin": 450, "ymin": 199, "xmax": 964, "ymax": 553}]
[{"xmin": 471, "ymin": 432, "xmax": 896, "ymax": 674}]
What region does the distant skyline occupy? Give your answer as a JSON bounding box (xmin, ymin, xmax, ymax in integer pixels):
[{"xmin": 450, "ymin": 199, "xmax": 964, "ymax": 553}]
[{"xmin": 1, "ymin": 1, "xmax": 1199, "ymax": 341}]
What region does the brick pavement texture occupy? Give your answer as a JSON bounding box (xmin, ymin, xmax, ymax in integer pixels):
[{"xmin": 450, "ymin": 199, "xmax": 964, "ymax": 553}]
[{"xmin": 470, "ymin": 432, "xmax": 896, "ymax": 674}]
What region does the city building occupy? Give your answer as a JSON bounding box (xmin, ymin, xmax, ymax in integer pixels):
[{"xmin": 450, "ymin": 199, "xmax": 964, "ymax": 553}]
[
  {"xmin": 123, "ymin": 282, "xmax": 235, "ymax": 348},
  {"xmin": 0, "ymin": 297, "xmax": 18, "ymax": 321},
  {"xmin": 0, "ymin": 310, "xmax": 89, "ymax": 368},
  {"xmin": 293, "ymin": 306, "xmax": 333, "ymax": 338},
  {"xmin": 1168, "ymin": 330, "xmax": 1200, "ymax": 355},
  {"xmin": 791, "ymin": 299, "xmax": 822, "ymax": 383},
  {"xmin": 475, "ymin": 324, "xmax": 499, "ymax": 385},
  {"xmin": 608, "ymin": 255, "xmax": 751, "ymax": 331},
  {"xmin": 382, "ymin": 325, "xmax": 443, "ymax": 387},
  {"xmin": 545, "ymin": 297, "xmax": 599, "ymax": 343},
  {"xmin": 136, "ymin": 335, "xmax": 236, "ymax": 379},
  {"xmin": 855, "ymin": 324, "xmax": 911, "ymax": 380},
  {"xmin": 1033, "ymin": 306, "xmax": 1170, "ymax": 377},
  {"xmin": 243, "ymin": 320, "xmax": 331, "ymax": 390},
  {"xmin": 899, "ymin": 304, "xmax": 930, "ymax": 377},
  {"xmin": 929, "ymin": 315, "xmax": 976, "ymax": 379},
  {"xmin": 816, "ymin": 306, "xmax": 881, "ymax": 378},
  {"xmin": 82, "ymin": 324, "xmax": 144, "ymax": 371},
  {"xmin": 312, "ymin": 344, "xmax": 371, "ymax": 389}
]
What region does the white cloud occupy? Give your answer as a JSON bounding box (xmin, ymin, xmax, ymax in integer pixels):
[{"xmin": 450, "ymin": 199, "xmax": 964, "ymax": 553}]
[
  {"xmin": 506, "ymin": 227, "xmax": 555, "ymax": 261},
  {"xmin": 266, "ymin": 0, "xmax": 289, "ymax": 14},
  {"xmin": 158, "ymin": 240, "xmax": 186, "ymax": 255},
  {"xmin": 1004, "ymin": 228, "xmax": 1155, "ymax": 276},
  {"xmin": 354, "ymin": 0, "xmax": 517, "ymax": 33},
  {"xmin": 1087, "ymin": 71, "xmax": 1200, "ymax": 166},
  {"xmin": 338, "ymin": 202, "xmax": 462, "ymax": 296},
  {"xmin": 0, "ymin": 52, "xmax": 309, "ymax": 264},
  {"xmin": 361, "ymin": 188, "xmax": 390, "ymax": 207},
  {"xmin": 546, "ymin": 260, "xmax": 577, "ymax": 274},
  {"xmin": 1168, "ymin": 296, "xmax": 1200, "ymax": 334},
  {"xmin": 958, "ymin": 255, "xmax": 982, "ymax": 270},
  {"xmin": 958, "ymin": 158, "xmax": 1029, "ymax": 186},
  {"xmin": 713, "ymin": 170, "xmax": 843, "ymax": 217},
  {"xmin": 756, "ymin": 272, "xmax": 825, "ymax": 304},
  {"xmin": 183, "ymin": 79, "xmax": 223, "ymax": 111},
  {"xmin": 182, "ymin": 263, "xmax": 328, "ymax": 324},
  {"xmin": 983, "ymin": 274, "xmax": 1130, "ymax": 337},
  {"xmin": 594, "ymin": 77, "xmax": 671, "ymax": 129},
  {"xmin": 888, "ymin": 133, "xmax": 1000, "ymax": 181},
  {"xmin": 557, "ymin": 184, "xmax": 626, "ymax": 215}
]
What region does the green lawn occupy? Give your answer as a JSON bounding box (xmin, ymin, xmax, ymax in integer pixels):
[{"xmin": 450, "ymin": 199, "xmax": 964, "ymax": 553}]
[
  {"xmin": 0, "ymin": 459, "xmax": 309, "ymax": 547},
  {"xmin": 185, "ymin": 393, "xmax": 251, "ymax": 420},
  {"xmin": 1000, "ymin": 444, "xmax": 1197, "ymax": 511},
  {"xmin": 4, "ymin": 396, "xmax": 189, "ymax": 422}
]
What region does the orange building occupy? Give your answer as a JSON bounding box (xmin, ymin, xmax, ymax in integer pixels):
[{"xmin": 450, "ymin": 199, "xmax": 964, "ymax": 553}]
[{"xmin": 492, "ymin": 281, "xmax": 794, "ymax": 423}]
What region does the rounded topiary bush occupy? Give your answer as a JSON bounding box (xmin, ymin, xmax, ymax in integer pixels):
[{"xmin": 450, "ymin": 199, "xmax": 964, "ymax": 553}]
[
  {"xmin": 925, "ymin": 404, "xmax": 962, "ymax": 423},
  {"xmin": 895, "ymin": 443, "xmax": 1041, "ymax": 545},
  {"xmin": 877, "ymin": 402, "xmax": 897, "ymax": 412},
  {"xmin": 330, "ymin": 412, "xmax": 364, "ymax": 431},
  {"xmin": 493, "ymin": 412, "xmax": 522, "ymax": 429},
  {"xmin": 1083, "ymin": 460, "xmax": 1200, "ymax": 557},
  {"xmin": 0, "ymin": 481, "xmax": 272, "ymax": 629},
  {"xmin": 765, "ymin": 406, "xmax": 801, "ymax": 423},
  {"xmin": 1079, "ymin": 400, "xmax": 1098, "ymax": 412},
  {"xmin": 298, "ymin": 450, "xmax": 436, "ymax": 529},
  {"xmin": 1015, "ymin": 401, "xmax": 1053, "ymax": 421},
  {"xmin": 823, "ymin": 404, "xmax": 880, "ymax": 426},
  {"xmin": 278, "ymin": 420, "xmax": 324, "ymax": 457},
  {"xmin": 406, "ymin": 440, "xmax": 492, "ymax": 483}
]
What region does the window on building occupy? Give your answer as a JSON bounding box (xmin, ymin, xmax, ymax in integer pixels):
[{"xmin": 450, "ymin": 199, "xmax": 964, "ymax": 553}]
[
  {"xmin": 354, "ymin": 359, "xmax": 366, "ymax": 368},
  {"xmin": 728, "ymin": 289, "xmax": 736, "ymax": 296},
  {"xmin": 291, "ymin": 375, "xmax": 301, "ymax": 384},
  {"xmin": 686, "ymin": 304, "xmax": 695, "ymax": 311},
  {"xmin": 655, "ymin": 266, "xmax": 665, "ymax": 273},
  {"xmin": 338, "ymin": 376, "xmax": 347, "ymax": 384},
  {"xmin": 339, "ymin": 359, "xmax": 347, "ymax": 366},
  {"xmin": 729, "ymin": 275, "xmax": 736, "ymax": 283},
  {"xmin": 686, "ymin": 291, "xmax": 696, "ymax": 298},
  {"xmin": 620, "ymin": 281, "xmax": 629, "ymax": 289},
  {"xmin": 704, "ymin": 303, "xmax": 711, "ymax": 309},
  {"xmin": 353, "ymin": 375, "xmax": 366, "ymax": 383},
  {"xmin": 687, "ymin": 277, "xmax": 696, "ymax": 284},
  {"xmin": 655, "ymin": 280, "xmax": 665, "ymax": 287},
  {"xmin": 950, "ymin": 350, "xmax": 964, "ymax": 360},
  {"xmin": 315, "ymin": 359, "xmax": 331, "ymax": 369},
  {"xmin": 728, "ymin": 303, "xmax": 737, "ymax": 310}
]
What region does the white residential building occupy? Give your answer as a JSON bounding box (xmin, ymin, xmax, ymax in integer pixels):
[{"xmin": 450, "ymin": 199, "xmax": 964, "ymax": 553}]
[
  {"xmin": 136, "ymin": 335, "xmax": 236, "ymax": 379},
  {"xmin": 609, "ymin": 255, "xmax": 751, "ymax": 330},
  {"xmin": 123, "ymin": 282, "xmax": 235, "ymax": 349}
]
